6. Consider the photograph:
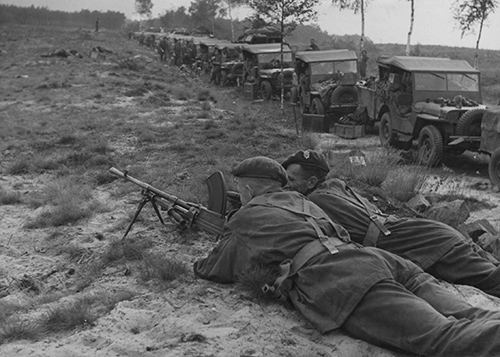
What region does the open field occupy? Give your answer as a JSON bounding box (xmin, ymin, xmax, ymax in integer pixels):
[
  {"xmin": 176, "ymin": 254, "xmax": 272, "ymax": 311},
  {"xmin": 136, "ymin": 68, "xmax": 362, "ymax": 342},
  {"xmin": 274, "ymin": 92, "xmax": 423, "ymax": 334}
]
[{"xmin": 1, "ymin": 24, "xmax": 500, "ymax": 356}]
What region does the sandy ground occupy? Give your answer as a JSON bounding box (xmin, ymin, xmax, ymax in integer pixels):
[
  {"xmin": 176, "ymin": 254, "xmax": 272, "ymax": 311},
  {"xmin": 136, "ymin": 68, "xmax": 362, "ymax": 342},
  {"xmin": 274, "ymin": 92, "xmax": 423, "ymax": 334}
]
[{"xmin": 1, "ymin": 25, "xmax": 500, "ymax": 357}]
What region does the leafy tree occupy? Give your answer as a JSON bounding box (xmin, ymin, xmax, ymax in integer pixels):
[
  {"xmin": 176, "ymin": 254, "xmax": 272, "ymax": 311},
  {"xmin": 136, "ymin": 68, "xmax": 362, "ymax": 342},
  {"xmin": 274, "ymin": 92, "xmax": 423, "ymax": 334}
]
[
  {"xmin": 248, "ymin": 0, "xmax": 320, "ymax": 108},
  {"xmin": 452, "ymin": 0, "xmax": 498, "ymax": 68},
  {"xmin": 189, "ymin": 0, "xmax": 223, "ymax": 35},
  {"xmin": 405, "ymin": 0, "xmax": 415, "ymax": 56},
  {"xmin": 222, "ymin": 0, "xmax": 246, "ymax": 41},
  {"xmin": 331, "ymin": 0, "xmax": 368, "ymax": 51},
  {"xmin": 135, "ymin": 0, "xmax": 153, "ymax": 19}
]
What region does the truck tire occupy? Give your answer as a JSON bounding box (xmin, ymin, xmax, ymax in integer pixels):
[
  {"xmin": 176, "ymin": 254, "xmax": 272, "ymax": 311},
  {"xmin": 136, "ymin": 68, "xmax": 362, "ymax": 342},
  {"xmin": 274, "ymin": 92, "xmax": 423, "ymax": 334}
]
[
  {"xmin": 311, "ymin": 97, "xmax": 325, "ymax": 115},
  {"xmin": 220, "ymin": 70, "xmax": 227, "ymax": 86},
  {"xmin": 489, "ymin": 148, "xmax": 500, "ymax": 188},
  {"xmin": 456, "ymin": 108, "xmax": 485, "ymax": 136},
  {"xmin": 330, "ymin": 85, "xmax": 358, "ymax": 105},
  {"xmin": 417, "ymin": 125, "xmax": 444, "ymax": 167},
  {"xmin": 260, "ymin": 80, "xmax": 272, "ymax": 100},
  {"xmin": 379, "ymin": 112, "xmax": 396, "ymax": 147}
]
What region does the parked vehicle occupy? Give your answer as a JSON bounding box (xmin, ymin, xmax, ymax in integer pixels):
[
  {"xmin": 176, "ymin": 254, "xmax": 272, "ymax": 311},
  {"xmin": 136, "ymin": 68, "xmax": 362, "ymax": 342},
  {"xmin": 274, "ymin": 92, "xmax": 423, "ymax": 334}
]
[
  {"xmin": 293, "ymin": 49, "xmax": 359, "ymax": 130},
  {"xmin": 358, "ymin": 56, "xmax": 488, "ymax": 166},
  {"xmin": 242, "ymin": 43, "xmax": 295, "ymax": 100},
  {"xmin": 213, "ymin": 42, "xmax": 244, "ymax": 86}
]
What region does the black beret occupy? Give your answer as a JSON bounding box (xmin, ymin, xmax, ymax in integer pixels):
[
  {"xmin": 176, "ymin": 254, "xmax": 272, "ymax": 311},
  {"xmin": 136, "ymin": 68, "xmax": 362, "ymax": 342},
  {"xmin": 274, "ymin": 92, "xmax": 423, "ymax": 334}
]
[
  {"xmin": 232, "ymin": 156, "xmax": 288, "ymax": 186},
  {"xmin": 282, "ymin": 150, "xmax": 330, "ymax": 173}
]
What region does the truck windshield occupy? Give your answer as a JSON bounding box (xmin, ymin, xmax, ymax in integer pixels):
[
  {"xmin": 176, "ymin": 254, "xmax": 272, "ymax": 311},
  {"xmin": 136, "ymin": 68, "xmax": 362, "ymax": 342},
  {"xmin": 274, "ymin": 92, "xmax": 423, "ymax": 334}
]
[
  {"xmin": 311, "ymin": 60, "xmax": 357, "ymax": 75},
  {"xmin": 258, "ymin": 52, "xmax": 292, "ymax": 65},
  {"xmin": 415, "ymin": 72, "xmax": 479, "ymax": 92}
]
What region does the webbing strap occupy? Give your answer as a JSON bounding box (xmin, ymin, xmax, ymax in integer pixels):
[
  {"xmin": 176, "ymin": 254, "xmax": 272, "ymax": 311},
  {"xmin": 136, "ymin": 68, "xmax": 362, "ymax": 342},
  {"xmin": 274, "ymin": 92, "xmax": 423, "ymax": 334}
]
[
  {"xmin": 249, "ymin": 198, "xmax": 351, "ymax": 243},
  {"xmin": 363, "ymin": 221, "xmax": 380, "ymax": 247},
  {"xmin": 263, "ymin": 238, "xmax": 345, "ymax": 297}
]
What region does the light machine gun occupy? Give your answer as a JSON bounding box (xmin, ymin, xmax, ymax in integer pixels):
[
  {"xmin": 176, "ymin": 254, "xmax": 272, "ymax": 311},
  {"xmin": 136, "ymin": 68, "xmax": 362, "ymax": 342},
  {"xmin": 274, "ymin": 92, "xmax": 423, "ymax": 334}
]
[{"xmin": 109, "ymin": 167, "xmax": 227, "ymax": 239}]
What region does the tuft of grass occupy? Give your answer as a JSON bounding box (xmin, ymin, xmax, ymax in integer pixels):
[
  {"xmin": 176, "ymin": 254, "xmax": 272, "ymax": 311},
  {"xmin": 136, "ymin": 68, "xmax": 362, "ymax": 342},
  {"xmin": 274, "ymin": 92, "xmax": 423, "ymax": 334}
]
[
  {"xmin": 0, "ymin": 187, "xmax": 22, "ymax": 205},
  {"xmin": 43, "ymin": 299, "xmax": 96, "ymax": 332},
  {"xmin": 6, "ymin": 157, "xmax": 32, "ymax": 175},
  {"xmin": 0, "ymin": 318, "xmax": 43, "ymax": 344},
  {"xmin": 72, "ymin": 260, "xmax": 105, "ymax": 292},
  {"xmin": 25, "ymin": 178, "xmax": 96, "ymax": 228},
  {"xmin": 236, "ymin": 264, "xmax": 279, "ymax": 302},
  {"xmin": 382, "ymin": 166, "xmax": 427, "ymax": 202},
  {"xmin": 0, "ymin": 301, "xmax": 25, "ymax": 323},
  {"xmin": 138, "ymin": 252, "xmax": 189, "ymax": 283},
  {"xmin": 101, "ymin": 238, "xmax": 152, "ymax": 264}
]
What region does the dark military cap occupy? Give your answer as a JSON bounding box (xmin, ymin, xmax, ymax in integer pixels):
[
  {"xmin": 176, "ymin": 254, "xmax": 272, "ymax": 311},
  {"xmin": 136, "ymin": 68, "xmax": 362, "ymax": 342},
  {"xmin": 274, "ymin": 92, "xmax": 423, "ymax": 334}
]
[
  {"xmin": 232, "ymin": 156, "xmax": 288, "ymax": 186},
  {"xmin": 282, "ymin": 150, "xmax": 330, "ymax": 173}
]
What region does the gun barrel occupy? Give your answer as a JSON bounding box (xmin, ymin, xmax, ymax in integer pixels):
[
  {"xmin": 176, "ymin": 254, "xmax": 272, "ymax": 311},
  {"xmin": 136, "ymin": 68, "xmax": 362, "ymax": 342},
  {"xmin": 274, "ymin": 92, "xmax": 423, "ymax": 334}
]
[{"xmin": 109, "ymin": 167, "xmax": 189, "ymax": 210}]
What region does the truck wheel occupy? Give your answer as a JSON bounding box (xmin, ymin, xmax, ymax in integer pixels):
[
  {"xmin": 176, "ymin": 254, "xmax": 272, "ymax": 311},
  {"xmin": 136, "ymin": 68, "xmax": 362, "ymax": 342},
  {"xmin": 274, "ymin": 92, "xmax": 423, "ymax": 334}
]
[
  {"xmin": 220, "ymin": 70, "xmax": 227, "ymax": 86},
  {"xmin": 489, "ymin": 148, "xmax": 500, "ymax": 188},
  {"xmin": 417, "ymin": 125, "xmax": 444, "ymax": 167},
  {"xmin": 311, "ymin": 97, "xmax": 324, "ymax": 115},
  {"xmin": 379, "ymin": 112, "xmax": 395, "ymax": 147},
  {"xmin": 260, "ymin": 80, "xmax": 272, "ymax": 100},
  {"xmin": 456, "ymin": 108, "xmax": 485, "ymax": 136}
]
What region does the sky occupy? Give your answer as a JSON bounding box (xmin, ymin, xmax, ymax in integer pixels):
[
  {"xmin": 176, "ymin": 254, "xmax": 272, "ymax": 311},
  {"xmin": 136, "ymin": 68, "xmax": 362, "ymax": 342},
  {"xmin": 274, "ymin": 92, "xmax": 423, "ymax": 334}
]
[{"xmin": 2, "ymin": 0, "xmax": 500, "ymax": 50}]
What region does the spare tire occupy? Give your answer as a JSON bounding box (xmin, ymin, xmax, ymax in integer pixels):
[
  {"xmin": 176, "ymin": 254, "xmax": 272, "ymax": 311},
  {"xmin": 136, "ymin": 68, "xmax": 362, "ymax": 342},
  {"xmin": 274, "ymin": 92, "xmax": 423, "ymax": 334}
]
[
  {"xmin": 456, "ymin": 108, "xmax": 485, "ymax": 136},
  {"xmin": 330, "ymin": 85, "xmax": 358, "ymax": 105}
]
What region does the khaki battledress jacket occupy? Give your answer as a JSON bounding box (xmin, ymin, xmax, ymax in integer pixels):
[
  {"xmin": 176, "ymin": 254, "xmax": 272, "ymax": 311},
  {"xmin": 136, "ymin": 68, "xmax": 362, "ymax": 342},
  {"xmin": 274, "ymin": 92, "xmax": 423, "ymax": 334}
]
[
  {"xmin": 194, "ymin": 190, "xmax": 415, "ymax": 333},
  {"xmin": 309, "ymin": 178, "xmax": 457, "ymax": 269}
]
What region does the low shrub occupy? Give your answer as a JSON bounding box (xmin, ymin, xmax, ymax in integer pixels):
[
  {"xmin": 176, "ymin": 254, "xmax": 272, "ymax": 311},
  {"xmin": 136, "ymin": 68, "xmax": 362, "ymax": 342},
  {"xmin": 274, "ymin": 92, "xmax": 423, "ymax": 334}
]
[
  {"xmin": 43, "ymin": 299, "xmax": 95, "ymax": 332},
  {"xmin": 0, "ymin": 318, "xmax": 43, "ymax": 344},
  {"xmin": 6, "ymin": 157, "xmax": 32, "ymax": 175}
]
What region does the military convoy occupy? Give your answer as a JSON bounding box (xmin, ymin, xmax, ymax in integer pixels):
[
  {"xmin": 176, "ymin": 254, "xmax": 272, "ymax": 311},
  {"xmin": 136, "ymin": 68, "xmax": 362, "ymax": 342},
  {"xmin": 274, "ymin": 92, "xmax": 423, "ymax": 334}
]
[{"xmin": 130, "ymin": 30, "xmax": 500, "ymax": 187}]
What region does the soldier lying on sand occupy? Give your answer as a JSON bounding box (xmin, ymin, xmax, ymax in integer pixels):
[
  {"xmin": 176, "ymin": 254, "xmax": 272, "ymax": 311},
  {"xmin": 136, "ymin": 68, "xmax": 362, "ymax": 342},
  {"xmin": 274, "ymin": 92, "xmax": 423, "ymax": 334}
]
[
  {"xmin": 283, "ymin": 150, "xmax": 500, "ymax": 298},
  {"xmin": 195, "ymin": 156, "xmax": 500, "ymax": 356}
]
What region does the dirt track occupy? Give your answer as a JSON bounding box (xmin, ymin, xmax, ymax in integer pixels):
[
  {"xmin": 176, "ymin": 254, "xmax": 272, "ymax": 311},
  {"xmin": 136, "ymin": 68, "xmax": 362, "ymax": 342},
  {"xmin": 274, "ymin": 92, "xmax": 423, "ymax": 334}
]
[{"xmin": 1, "ymin": 25, "xmax": 500, "ymax": 357}]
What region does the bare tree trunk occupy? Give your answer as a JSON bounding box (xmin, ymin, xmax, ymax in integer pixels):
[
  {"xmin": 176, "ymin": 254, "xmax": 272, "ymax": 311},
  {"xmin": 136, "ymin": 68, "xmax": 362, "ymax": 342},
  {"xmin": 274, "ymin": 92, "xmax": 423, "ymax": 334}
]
[
  {"xmin": 280, "ymin": 6, "xmax": 285, "ymax": 110},
  {"xmin": 474, "ymin": 15, "xmax": 484, "ymax": 68},
  {"xmin": 406, "ymin": 0, "xmax": 414, "ymax": 56},
  {"xmin": 228, "ymin": 4, "xmax": 234, "ymax": 42},
  {"xmin": 360, "ymin": 0, "xmax": 365, "ymax": 51}
]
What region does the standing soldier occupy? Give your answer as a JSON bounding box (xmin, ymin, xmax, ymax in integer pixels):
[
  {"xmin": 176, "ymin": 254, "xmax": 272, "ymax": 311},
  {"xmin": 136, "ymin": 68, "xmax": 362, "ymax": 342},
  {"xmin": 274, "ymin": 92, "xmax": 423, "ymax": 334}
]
[{"xmin": 157, "ymin": 37, "xmax": 168, "ymax": 62}]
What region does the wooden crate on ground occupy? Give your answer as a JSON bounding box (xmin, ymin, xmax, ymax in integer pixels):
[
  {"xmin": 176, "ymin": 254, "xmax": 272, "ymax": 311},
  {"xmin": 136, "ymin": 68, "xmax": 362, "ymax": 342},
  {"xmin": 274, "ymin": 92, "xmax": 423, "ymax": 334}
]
[
  {"xmin": 243, "ymin": 82, "xmax": 257, "ymax": 100},
  {"xmin": 302, "ymin": 114, "xmax": 328, "ymax": 133},
  {"xmin": 333, "ymin": 123, "xmax": 365, "ymax": 139}
]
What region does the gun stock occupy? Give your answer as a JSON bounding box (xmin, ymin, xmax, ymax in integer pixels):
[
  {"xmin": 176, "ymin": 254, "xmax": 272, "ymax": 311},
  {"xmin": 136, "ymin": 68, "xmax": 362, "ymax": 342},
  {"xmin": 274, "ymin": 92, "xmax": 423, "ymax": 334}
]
[{"xmin": 109, "ymin": 167, "xmax": 225, "ymax": 238}]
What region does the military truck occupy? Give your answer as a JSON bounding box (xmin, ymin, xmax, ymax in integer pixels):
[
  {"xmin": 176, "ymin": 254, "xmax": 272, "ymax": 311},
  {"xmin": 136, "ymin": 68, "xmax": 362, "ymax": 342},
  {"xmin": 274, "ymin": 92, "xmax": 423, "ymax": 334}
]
[
  {"xmin": 241, "ymin": 43, "xmax": 295, "ymax": 100},
  {"xmin": 213, "ymin": 42, "xmax": 244, "ymax": 86},
  {"xmin": 293, "ymin": 49, "xmax": 359, "ymax": 125},
  {"xmin": 358, "ymin": 56, "xmax": 487, "ymax": 166}
]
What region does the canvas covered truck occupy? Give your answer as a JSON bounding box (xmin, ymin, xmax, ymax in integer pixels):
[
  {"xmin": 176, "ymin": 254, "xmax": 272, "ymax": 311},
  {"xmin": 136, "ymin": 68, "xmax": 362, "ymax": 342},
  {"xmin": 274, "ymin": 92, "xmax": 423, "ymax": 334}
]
[
  {"xmin": 357, "ymin": 56, "xmax": 491, "ymax": 165},
  {"xmin": 212, "ymin": 42, "xmax": 244, "ymax": 86},
  {"xmin": 293, "ymin": 49, "xmax": 359, "ymax": 132},
  {"xmin": 241, "ymin": 43, "xmax": 295, "ymax": 100}
]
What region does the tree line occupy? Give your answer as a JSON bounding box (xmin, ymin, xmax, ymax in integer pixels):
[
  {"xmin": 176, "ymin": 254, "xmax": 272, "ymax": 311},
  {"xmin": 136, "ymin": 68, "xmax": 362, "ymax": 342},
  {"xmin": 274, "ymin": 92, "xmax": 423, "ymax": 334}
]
[{"xmin": 0, "ymin": 4, "xmax": 126, "ymax": 30}]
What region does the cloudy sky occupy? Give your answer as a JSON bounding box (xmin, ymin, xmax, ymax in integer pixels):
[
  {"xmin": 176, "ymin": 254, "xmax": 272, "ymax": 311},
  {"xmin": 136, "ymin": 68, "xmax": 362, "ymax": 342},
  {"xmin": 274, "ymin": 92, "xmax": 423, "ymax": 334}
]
[{"xmin": 2, "ymin": 0, "xmax": 500, "ymax": 50}]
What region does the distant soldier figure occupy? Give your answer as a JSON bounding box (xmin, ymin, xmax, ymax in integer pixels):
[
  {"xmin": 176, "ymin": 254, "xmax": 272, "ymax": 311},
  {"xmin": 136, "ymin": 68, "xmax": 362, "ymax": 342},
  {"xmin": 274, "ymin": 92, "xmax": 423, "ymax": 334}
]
[
  {"xmin": 157, "ymin": 37, "xmax": 169, "ymax": 62},
  {"xmin": 95, "ymin": 17, "xmax": 99, "ymax": 33},
  {"xmin": 307, "ymin": 38, "xmax": 319, "ymax": 51},
  {"xmin": 174, "ymin": 39, "xmax": 182, "ymax": 66}
]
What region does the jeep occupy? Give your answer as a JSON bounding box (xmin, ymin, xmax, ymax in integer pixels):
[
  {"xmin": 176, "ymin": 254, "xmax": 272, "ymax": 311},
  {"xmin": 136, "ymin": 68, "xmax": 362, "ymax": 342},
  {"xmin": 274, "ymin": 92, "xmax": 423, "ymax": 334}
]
[
  {"xmin": 358, "ymin": 56, "xmax": 486, "ymax": 166},
  {"xmin": 241, "ymin": 43, "xmax": 295, "ymax": 100},
  {"xmin": 293, "ymin": 49, "xmax": 359, "ymax": 125}
]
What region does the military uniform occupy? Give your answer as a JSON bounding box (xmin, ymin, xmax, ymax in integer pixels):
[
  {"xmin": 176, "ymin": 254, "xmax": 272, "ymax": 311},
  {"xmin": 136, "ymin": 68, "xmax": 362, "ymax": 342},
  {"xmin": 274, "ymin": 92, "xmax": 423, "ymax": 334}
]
[
  {"xmin": 309, "ymin": 178, "xmax": 500, "ymax": 297},
  {"xmin": 195, "ymin": 187, "xmax": 500, "ymax": 356}
]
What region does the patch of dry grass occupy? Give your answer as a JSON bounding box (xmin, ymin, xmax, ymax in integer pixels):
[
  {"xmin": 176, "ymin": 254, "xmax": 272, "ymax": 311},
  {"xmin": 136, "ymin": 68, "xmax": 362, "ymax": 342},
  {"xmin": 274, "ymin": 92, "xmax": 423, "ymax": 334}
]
[
  {"xmin": 101, "ymin": 237, "xmax": 153, "ymax": 264},
  {"xmin": 0, "ymin": 317, "xmax": 43, "ymax": 344},
  {"xmin": 382, "ymin": 166, "xmax": 427, "ymax": 202},
  {"xmin": 138, "ymin": 252, "xmax": 189, "ymax": 284},
  {"xmin": 25, "ymin": 178, "xmax": 98, "ymax": 228},
  {"xmin": 43, "ymin": 299, "xmax": 96, "ymax": 332},
  {"xmin": 0, "ymin": 187, "xmax": 22, "ymax": 204}
]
